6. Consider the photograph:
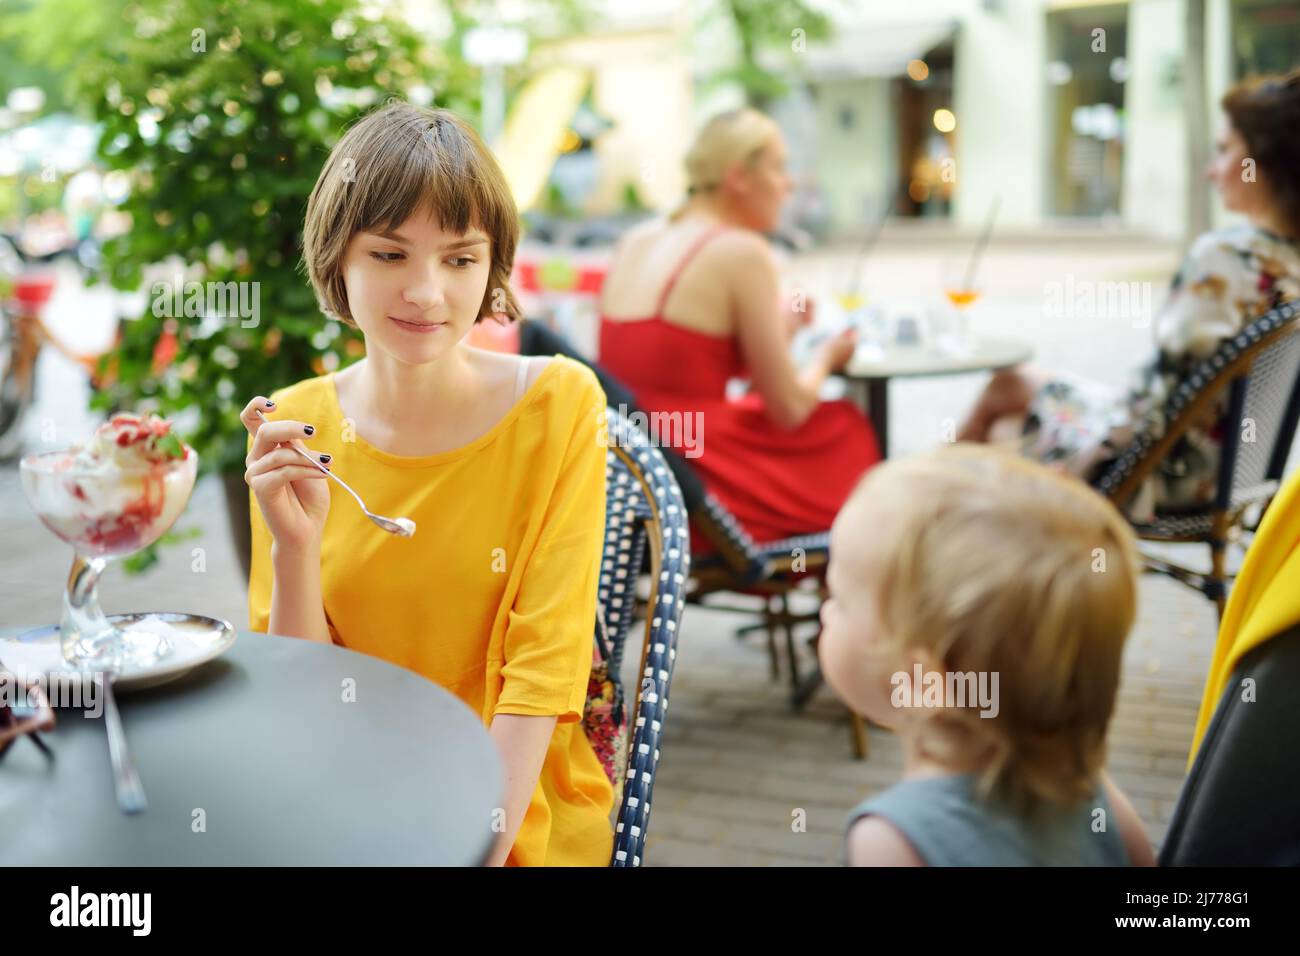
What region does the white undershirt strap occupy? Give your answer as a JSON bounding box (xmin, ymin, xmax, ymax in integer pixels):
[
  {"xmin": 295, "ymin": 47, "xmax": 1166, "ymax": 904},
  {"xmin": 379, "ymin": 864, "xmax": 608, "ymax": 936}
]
[{"xmin": 513, "ymin": 356, "xmax": 533, "ymax": 403}]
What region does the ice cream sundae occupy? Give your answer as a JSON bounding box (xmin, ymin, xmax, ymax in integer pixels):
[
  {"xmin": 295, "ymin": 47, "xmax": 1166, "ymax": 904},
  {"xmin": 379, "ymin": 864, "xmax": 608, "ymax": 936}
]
[
  {"xmin": 21, "ymin": 414, "xmax": 197, "ymax": 558},
  {"xmin": 19, "ymin": 414, "xmax": 203, "ymax": 669}
]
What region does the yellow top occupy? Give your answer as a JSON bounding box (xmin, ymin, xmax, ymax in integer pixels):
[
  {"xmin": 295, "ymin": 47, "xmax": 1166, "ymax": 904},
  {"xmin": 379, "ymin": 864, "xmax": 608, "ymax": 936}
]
[
  {"xmin": 247, "ymin": 355, "xmax": 615, "ymax": 866},
  {"xmin": 1189, "ymin": 465, "xmax": 1300, "ymax": 766}
]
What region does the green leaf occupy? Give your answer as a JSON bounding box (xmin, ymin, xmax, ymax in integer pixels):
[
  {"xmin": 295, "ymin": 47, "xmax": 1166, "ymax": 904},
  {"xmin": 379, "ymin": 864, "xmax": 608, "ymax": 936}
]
[
  {"xmin": 153, "ymin": 431, "xmax": 186, "ymax": 461},
  {"xmin": 121, "ymin": 543, "xmax": 160, "ymax": 575}
]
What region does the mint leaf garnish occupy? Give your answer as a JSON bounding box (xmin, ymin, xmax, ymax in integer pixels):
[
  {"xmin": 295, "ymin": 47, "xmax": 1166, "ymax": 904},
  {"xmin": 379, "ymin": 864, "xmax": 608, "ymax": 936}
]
[{"xmin": 154, "ymin": 432, "xmax": 185, "ymax": 460}]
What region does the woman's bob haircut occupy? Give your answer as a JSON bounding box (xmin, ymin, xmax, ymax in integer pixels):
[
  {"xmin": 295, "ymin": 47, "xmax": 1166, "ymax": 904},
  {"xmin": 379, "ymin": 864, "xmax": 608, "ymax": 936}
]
[{"xmin": 303, "ymin": 100, "xmax": 523, "ymax": 327}]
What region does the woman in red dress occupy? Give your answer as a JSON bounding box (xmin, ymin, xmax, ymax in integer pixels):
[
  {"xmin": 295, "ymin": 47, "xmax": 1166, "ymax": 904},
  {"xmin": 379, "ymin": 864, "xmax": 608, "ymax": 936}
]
[{"xmin": 599, "ymin": 108, "xmax": 880, "ymax": 544}]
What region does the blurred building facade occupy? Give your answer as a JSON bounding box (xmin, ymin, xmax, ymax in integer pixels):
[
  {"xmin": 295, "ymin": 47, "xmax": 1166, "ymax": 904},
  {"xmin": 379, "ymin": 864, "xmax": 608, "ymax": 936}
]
[
  {"xmin": 442, "ymin": 0, "xmax": 1296, "ymax": 241},
  {"xmin": 782, "ymin": 0, "xmax": 1299, "ymax": 239}
]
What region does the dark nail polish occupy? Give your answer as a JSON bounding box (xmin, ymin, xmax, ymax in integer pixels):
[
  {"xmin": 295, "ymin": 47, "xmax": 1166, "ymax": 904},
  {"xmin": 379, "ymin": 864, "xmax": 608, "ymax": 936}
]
[
  {"xmin": 264, "ymin": 400, "xmax": 275, "ymax": 408},
  {"xmin": 319, "ymin": 453, "xmax": 332, "ymax": 463},
  {"xmin": 304, "ymin": 424, "xmax": 315, "ymax": 436}
]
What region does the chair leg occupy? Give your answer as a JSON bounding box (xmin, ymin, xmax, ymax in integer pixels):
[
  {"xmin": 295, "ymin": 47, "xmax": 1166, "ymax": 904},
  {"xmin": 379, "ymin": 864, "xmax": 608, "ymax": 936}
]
[
  {"xmin": 1209, "ymin": 517, "xmax": 1230, "ymax": 624},
  {"xmin": 780, "ymin": 593, "xmax": 801, "ymax": 692},
  {"xmin": 763, "ymin": 597, "xmax": 780, "ymax": 682},
  {"xmin": 849, "ymin": 710, "xmax": 869, "ymax": 760},
  {"xmin": 1212, "ymin": 542, "xmax": 1228, "ymax": 624}
]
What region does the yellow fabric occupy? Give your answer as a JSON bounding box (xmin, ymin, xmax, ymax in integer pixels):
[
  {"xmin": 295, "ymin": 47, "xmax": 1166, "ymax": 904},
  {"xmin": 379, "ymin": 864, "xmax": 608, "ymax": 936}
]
[
  {"xmin": 247, "ymin": 355, "xmax": 615, "ymax": 866},
  {"xmin": 1188, "ymin": 467, "xmax": 1300, "ymax": 767}
]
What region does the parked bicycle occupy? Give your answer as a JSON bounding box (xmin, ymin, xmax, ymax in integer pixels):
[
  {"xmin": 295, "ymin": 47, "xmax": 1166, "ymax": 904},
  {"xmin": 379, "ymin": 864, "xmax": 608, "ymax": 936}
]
[{"xmin": 0, "ymin": 232, "xmax": 115, "ymax": 460}]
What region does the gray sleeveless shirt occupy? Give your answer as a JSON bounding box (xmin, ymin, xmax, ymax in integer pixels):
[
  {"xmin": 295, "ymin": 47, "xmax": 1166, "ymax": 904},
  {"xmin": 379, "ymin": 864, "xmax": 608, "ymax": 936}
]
[{"xmin": 844, "ymin": 774, "xmax": 1131, "ymax": 866}]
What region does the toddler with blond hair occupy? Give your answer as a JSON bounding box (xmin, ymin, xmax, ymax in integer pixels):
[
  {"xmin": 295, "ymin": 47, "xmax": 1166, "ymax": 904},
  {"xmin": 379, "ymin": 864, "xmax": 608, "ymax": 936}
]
[{"xmin": 819, "ymin": 445, "xmax": 1156, "ymax": 866}]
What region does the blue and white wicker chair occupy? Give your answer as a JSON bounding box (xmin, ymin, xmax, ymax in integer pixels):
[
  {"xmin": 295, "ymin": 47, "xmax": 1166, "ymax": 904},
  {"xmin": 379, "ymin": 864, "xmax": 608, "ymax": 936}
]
[
  {"xmin": 1091, "ymin": 300, "xmax": 1300, "ymax": 618},
  {"xmin": 600, "ymin": 407, "xmax": 690, "ymax": 867}
]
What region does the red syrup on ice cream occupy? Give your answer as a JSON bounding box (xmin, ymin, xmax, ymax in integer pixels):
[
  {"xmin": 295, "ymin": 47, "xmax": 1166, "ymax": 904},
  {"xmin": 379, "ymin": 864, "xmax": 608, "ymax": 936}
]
[{"xmin": 78, "ymin": 466, "xmax": 169, "ymax": 552}]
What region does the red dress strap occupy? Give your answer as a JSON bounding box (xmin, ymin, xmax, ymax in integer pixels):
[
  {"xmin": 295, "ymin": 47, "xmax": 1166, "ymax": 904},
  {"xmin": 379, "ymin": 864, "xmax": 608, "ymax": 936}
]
[{"xmin": 653, "ymin": 226, "xmax": 728, "ymax": 317}]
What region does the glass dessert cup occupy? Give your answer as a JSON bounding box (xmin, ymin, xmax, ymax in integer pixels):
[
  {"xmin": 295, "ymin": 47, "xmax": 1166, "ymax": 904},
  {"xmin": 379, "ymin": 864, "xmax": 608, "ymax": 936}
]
[{"xmin": 19, "ymin": 447, "xmax": 199, "ymax": 671}]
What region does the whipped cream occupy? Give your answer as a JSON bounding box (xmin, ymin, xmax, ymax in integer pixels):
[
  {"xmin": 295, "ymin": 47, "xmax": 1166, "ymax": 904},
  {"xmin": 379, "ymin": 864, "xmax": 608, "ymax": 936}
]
[{"xmin": 78, "ymin": 414, "xmax": 187, "ymax": 471}]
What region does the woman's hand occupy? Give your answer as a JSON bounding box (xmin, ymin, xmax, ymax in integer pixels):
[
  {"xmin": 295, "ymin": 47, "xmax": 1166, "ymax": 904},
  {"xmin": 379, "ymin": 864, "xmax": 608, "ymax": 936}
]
[
  {"xmin": 241, "ymin": 396, "xmax": 331, "ymax": 553},
  {"xmin": 814, "ymin": 327, "xmax": 858, "ymax": 374}
]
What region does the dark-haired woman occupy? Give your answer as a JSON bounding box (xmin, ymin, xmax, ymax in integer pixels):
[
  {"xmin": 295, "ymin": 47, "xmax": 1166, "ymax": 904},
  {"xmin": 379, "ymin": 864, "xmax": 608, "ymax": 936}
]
[{"xmin": 957, "ymin": 71, "xmax": 1300, "ymax": 519}]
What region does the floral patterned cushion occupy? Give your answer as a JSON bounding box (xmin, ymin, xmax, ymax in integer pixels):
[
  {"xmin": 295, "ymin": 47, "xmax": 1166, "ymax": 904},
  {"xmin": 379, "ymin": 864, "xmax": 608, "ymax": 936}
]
[{"xmin": 582, "ymin": 609, "xmax": 626, "ymax": 792}]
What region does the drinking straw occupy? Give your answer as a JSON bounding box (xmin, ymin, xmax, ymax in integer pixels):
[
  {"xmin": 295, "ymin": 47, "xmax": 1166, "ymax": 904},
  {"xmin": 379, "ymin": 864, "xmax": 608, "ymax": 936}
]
[
  {"xmin": 962, "ymin": 194, "xmax": 1001, "ymax": 292},
  {"xmin": 844, "ymin": 202, "xmax": 891, "ymax": 299}
]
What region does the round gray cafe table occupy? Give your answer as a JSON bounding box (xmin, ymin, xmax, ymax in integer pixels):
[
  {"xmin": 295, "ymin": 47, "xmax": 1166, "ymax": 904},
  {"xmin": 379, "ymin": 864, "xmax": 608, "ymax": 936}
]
[
  {"xmin": 0, "ymin": 627, "xmax": 504, "ymax": 866},
  {"xmin": 841, "ymin": 334, "xmax": 1034, "ymax": 457}
]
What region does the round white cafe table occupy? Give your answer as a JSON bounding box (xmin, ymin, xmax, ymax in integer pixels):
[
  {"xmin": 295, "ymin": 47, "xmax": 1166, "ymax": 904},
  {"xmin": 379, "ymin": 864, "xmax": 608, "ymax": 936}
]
[
  {"xmin": 0, "ymin": 628, "xmax": 504, "ymax": 866},
  {"xmin": 842, "ymin": 335, "xmax": 1035, "ymax": 456}
]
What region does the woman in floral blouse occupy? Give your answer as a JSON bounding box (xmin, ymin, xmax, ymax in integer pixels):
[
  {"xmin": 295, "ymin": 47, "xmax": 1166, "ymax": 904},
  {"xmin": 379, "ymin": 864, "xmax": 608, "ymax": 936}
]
[{"xmin": 958, "ymin": 70, "xmax": 1300, "ymax": 520}]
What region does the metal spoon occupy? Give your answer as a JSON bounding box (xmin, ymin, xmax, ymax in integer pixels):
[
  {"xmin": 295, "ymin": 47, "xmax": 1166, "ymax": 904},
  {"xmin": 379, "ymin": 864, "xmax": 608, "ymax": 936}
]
[
  {"xmin": 100, "ymin": 668, "xmax": 147, "ymax": 814},
  {"xmin": 254, "ymin": 409, "xmax": 416, "ymax": 538}
]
